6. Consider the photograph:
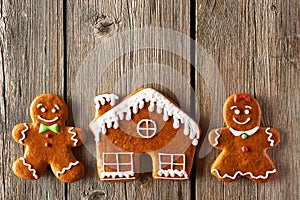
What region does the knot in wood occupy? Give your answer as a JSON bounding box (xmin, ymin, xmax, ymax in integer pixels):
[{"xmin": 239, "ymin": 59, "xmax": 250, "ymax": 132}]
[
  {"xmin": 83, "ymin": 190, "xmax": 106, "ymax": 200},
  {"xmin": 93, "ymin": 14, "xmax": 119, "ymax": 38}
]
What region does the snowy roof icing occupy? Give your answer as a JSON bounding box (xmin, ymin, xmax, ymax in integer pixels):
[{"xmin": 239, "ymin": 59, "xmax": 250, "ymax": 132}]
[
  {"xmin": 90, "ymin": 88, "xmax": 200, "ymax": 146},
  {"xmin": 94, "ymin": 93, "xmax": 119, "ymax": 110}
]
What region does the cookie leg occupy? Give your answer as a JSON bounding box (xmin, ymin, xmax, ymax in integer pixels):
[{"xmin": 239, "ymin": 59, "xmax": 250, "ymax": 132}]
[
  {"xmin": 50, "ymin": 158, "xmax": 84, "ymax": 183},
  {"xmin": 13, "ymin": 157, "xmax": 47, "ymax": 180}
]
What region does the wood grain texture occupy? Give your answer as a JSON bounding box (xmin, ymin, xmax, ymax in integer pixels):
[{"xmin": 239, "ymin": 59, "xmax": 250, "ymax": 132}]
[
  {"xmin": 66, "ymin": 0, "xmax": 192, "ymax": 199},
  {"xmin": 196, "ymin": 0, "xmax": 299, "ymax": 199},
  {"xmin": 1, "ymin": 0, "xmax": 299, "ymax": 199},
  {"xmin": 0, "ymin": 0, "xmax": 65, "ymax": 199}
]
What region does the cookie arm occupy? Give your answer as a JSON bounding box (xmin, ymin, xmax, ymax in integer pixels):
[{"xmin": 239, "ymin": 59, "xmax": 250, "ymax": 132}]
[
  {"xmin": 12, "ymin": 123, "xmax": 30, "ymax": 145},
  {"xmin": 264, "ymin": 127, "xmax": 280, "ymax": 148},
  {"xmin": 209, "ymin": 129, "xmax": 223, "ymax": 149},
  {"xmin": 66, "ymin": 127, "xmax": 86, "ymax": 147}
]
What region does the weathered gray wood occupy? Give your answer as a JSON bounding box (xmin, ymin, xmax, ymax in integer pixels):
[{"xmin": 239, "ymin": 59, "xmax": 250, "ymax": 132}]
[
  {"xmin": 0, "ymin": 0, "xmax": 65, "ymax": 199},
  {"xmin": 1, "ymin": 0, "xmax": 299, "ymax": 199},
  {"xmin": 66, "ymin": 0, "xmax": 192, "ymax": 199},
  {"xmin": 0, "ymin": 2, "xmax": 6, "ymax": 198},
  {"xmin": 65, "ymin": 1, "xmax": 127, "ymax": 199},
  {"xmin": 196, "ymin": 0, "xmax": 300, "ymax": 199},
  {"xmin": 196, "ymin": 1, "xmax": 256, "ymax": 199},
  {"xmin": 253, "ymin": 1, "xmax": 299, "ymax": 199}
]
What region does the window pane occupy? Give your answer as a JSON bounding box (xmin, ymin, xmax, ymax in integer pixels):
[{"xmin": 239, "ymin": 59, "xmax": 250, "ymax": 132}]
[
  {"xmin": 119, "ymin": 165, "xmax": 132, "ymax": 172},
  {"xmin": 118, "ymin": 153, "xmax": 132, "ymax": 164},
  {"xmin": 160, "ymin": 154, "xmax": 172, "ymax": 163},
  {"xmin": 103, "ymin": 153, "xmax": 117, "ymax": 164},
  {"xmin": 137, "ymin": 119, "xmax": 157, "ymax": 138},
  {"xmin": 174, "ymin": 155, "xmax": 184, "ymax": 164},
  {"xmin": 173, "ymin": 164, "xmax": 184, "ymax": 171}
]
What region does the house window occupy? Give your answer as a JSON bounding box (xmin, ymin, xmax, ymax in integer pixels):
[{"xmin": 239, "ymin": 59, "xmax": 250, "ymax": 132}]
[
  {"xmin": 136, "ymin": 119, "xmax": 157, "ymax": 138},
  {"xmin": 158, "ymin": 153, "xmax": 186, "ymax": 171},
  {"xmin": 102, "ymin": 152, "xmax": 134, "ymax": 175}
]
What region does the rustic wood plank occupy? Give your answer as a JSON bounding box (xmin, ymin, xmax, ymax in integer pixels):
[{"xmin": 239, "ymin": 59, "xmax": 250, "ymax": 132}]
[
  {"xmin": 253, "ymin": 1, "xmax": 300, "ymax": 199},
  {"xmin": 0, "ymin": 2, "xmax": 6, "ymax": 197},
  {"xmin": 196, "ymin": 0, "xmax": 257, "ymax": 199},
  {"xmin": 66, "ymin": 0, "xmax": 192, "ymax": 199},
  {"xmin": 0, "ymin": 0, "xmax": 65, "ymax": 199},
  {"xmin": 65, "ymin": 1, "xmax": 127, "ymax": 199},
  {"xmin": 196, "ymin": 0, "xmax": 299, "ymax": 199},
  {"xmin": 1, "ymin": 0, "xmax": 298, "ymax": 199}
]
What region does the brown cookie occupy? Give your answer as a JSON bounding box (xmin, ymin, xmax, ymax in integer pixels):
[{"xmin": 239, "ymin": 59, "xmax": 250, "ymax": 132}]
[
  {"xmin": 90, "ymin": 88, "xmax": 201, "ymax": 182},
  {"xmin": 209, "ymin": 94, "xmax": 280, "ymax": 183},
  {"xmin": 12, "ymin": 94, "xmax": 85, "ymax": 182}
]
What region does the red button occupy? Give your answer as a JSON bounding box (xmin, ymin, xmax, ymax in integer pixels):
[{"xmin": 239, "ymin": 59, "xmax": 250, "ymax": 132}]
[
  {"xmin": 45, "ymin": 134, "xmax": 52, "ymax": 138},
  {"xmin": 45, "ymin": 142, "xmax": 51, "ymax": 147},
  {"xmin": 241, "ymin": 146, "xmax": 249, "ymax": 152}
]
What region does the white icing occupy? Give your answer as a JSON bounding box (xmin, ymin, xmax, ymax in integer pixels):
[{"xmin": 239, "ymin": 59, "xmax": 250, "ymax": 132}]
[
  {"xmin": 51, "ymin": 108, "xmax": 56, "ymax": 113},
  {"xmin": 211, "ymin": 168, "xmax": 277, "ymax": 180},
  {"xmin": 94, "ymin": 94, "xmax": 119, "ymax": 110},
  {"xmin": 244, "ymin": 109, "xmax": 250, "ymax": 114},
  {"xmin": 90, "ymin": 88, "xmax": 200, "ymax": 146},
  {"xmin": 41, "ymin": 108, "xmax": 46, "ymax": 112},
  {"xmin": 37, "ymin": 115, "xmax": 59, "ymax": 123},
  {"xmin": 192, "ymin": 139, "xmax": 198, "ymax": 146},
  {"xmin": 68, "ymin": 127, "xmax": 78, "ymax": 146},
  {"xmin": 212, "ymin": 129, "xmax": 220, "ymax": 147},
  {"xmin": 245, "ymin": 105, "xmax": 252, "ymax": 109},
  {"xmin": 54, "ymin": 104, "xmax": 60, "ymax": 110},
  {"xmin": 157, "ymin": 169, "xmax": 188, "ymax": 178},
  {"xmin": 56, "ymin": 161, "xmax": 79, "ymax": 176},
  {"xmin": 265, "ymin": 127, "xmax": 275, "ymax": 147},
  {"xmin": 20, "ymin": 157, "xmax": 38, "ymax": 179},
  {"xmin": 101, "ymin": 152, "xmax": 134, "ymax": 179},
  {"xmin": 233, "ymin": 117, "xmax": 250, "ymax": 125},
  {"xmin": 136, "ymin": 119, "xmax": 157, "ymax": 138},
  {"xmin": 157, "ymin": 153, "xmax": 187, "ymax": 178},
  {"xmin": 37, "ymin": 103, "xmax": 43, "ymax": 108},
  {"xmin": 234, "ymin": 109, "xmax": 240, "ymax": 115},
  {"xmin": 101, "ymin": 171, "xmax": 135, "ymax": 179},
  {"xmin": 154, "ymin": 175, "xmax": 188, "ymax": 180},
  {"xmin": 229, "ymin": 126, "xmax": 259, "ymax": 137},
  {"xmin": 19, "ymin": 123, "xmax": 29, "ymax": 144},
  {"xmin": 230, "ymin": 106, "xmax": 237, "ymax": 110}
]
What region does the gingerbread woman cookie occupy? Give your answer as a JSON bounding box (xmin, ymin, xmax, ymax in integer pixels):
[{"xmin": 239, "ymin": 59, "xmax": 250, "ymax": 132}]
[
  {"xmin": 12, "ymin": 94, "xmax": 85, "ymax": 182},
  {"xmin": 209, "ymin": 94, "xmax": 280, "ymax": 183}
]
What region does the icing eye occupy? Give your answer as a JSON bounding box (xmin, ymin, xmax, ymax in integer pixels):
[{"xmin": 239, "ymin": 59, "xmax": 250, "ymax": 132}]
[
  {"xmin": 41, "ymin": 108, "xmax": 46, "ymax": 112},
  {"xmin": 244, "ymin": 109, "xmax": 250, "ymax": 114},
  {"xmin": 234, "ymin": 109, "xmax": 240, "ymax": 115},
  {"xmin": 51, "ymin": 108, "xmax": 56, "ymax": 113}
]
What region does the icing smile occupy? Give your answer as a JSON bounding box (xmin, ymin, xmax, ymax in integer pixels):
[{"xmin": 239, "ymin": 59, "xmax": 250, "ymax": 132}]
[
  {"xmin": 38, "ymin": 115, "xmax": 59, "ymax": 123},
  {"xmin": 233, "ymin": 117, "xmax": 250, "ymax": 125}
]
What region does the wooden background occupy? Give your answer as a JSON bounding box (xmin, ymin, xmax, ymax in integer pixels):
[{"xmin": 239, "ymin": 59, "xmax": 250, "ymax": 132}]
[{"xmin": 0, "ymin": 0, "xmax": 299, "ymax": 199}]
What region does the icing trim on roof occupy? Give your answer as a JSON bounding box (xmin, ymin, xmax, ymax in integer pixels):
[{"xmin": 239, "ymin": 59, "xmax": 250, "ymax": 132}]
[
  {"xmin": 94, "ymin": 94, "xmax": 119, "ymax": 110},
  {"xmin": 90, "ymin": 88, "xmax": 200, "ymax": 146}
]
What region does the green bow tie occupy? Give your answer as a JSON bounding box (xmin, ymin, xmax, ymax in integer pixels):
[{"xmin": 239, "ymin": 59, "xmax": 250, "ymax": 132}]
[{"xmin": 39, "ymin": 124, "xmax": 59, "ymax": 134}]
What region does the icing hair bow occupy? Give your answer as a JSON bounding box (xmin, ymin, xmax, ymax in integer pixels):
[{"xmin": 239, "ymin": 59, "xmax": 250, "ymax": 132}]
[{"xmin": 234, "ymin": 94, "xmax": 251, "ymax": 103}]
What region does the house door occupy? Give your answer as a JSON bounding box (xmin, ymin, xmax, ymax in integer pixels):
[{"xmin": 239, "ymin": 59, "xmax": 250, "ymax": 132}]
[{"xmin": 139, "ymin": 153, "xmax": 153, "ymax": 174}]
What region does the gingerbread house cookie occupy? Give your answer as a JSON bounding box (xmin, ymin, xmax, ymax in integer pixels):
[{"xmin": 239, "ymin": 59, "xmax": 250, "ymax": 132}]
[
  {"xmin": 209, "ymin": 94, "xmax": 280, "ymax": 183},
  {"xmin": 89, "ymin": 88, "xmax": 200, "ymax": 181}
]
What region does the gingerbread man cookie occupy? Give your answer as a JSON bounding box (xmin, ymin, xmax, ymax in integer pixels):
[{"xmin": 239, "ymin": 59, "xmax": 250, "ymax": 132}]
[
  {"xmin": 12, "ymin": 94, "xmax": 85, "ymax": 182},
  {"xmin": 209, "ymin": 94, "xmax": 280, "ymax": 183}
]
